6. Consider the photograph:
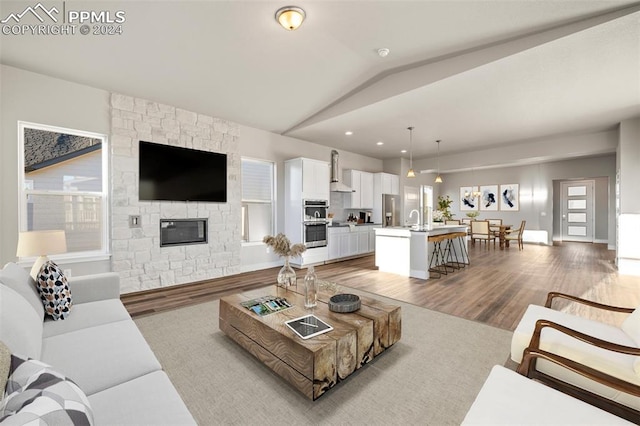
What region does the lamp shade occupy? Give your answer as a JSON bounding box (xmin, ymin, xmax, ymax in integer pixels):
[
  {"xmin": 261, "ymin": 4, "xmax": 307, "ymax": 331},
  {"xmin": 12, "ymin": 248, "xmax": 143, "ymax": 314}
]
[{"xmin": 16, "ymin": 230, "xmax": 67, "ymax": 257}]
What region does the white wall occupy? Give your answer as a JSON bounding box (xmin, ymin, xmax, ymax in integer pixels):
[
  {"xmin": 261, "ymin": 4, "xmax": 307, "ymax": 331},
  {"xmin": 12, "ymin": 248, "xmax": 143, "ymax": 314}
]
[
  {"xmin": 0, "ymin": 65, "xmax": 111, "ymax": 274},
  {"xmin": 617, "ymin": 117, "xmax": 640, "ymax": 275},
  {"xmin": 238, "ymin": 125, "xmax": 384, "ymax": 272}
]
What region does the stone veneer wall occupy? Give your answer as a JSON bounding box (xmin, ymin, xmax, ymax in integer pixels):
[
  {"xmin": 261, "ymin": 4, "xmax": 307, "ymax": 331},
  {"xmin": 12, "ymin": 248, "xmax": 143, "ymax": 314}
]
[{"xmin": 110, "ymin": 93, "xmax": 241, "ymax": 293}]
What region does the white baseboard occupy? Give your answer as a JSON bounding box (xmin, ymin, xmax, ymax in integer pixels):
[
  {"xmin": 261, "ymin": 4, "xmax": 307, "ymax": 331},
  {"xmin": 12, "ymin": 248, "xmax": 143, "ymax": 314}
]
[
  {"xmin": 239, "ymin": 261, "xmax": 281, "ymax": 274},
  {"xmin": 618, "ymin": 258, "xmax": 640, "ymax": 276},
  {"xmin": 522, "ymin": 230, "xmax": 549, "ymax": 245}
]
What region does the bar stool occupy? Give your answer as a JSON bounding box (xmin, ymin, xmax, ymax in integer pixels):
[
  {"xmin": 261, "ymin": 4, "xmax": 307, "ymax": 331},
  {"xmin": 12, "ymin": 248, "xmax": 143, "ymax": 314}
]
[
  {"xmin": 451, "ymin": 231, "xmax": 470, "ymax": 267},
  {"xmin": 428, "ymin": 234, "xmax": 453, "ymax": 277},
  {"xmin": 442, "ymin": 233, "xmax": 463, "ymax": 270}
]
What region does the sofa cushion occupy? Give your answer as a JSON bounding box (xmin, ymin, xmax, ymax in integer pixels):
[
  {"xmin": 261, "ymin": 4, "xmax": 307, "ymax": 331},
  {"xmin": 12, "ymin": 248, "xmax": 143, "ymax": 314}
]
[
  {"xmin": 0, "ymin": 341, "xmax": 10, "ymax": 402},
  {"xmin": 43, "ymin": 299, "xmax": 131, "ymax": 338},
  {"xmin": 0, "ymin": 284, "xmax": 43, "ymax": 359},
  {"xmin": 1, "ymin": 355, "xmax": 94, "ymax": 425},
  {"xmin": 36, "ymin": 261, "xmax": 73, "ymax": 320},
  {"xmin": 41, "ymin": 320, "xmax": 162, "ymax": 395},
  {"xmin": 88, "ymin": 371, "xmax": 195, "ymax": 425},
  {"xmin": 621, "ymin": 307, "xmax": 640, "ymax": 346},
  {"xmin": 0, "ymin": 262, "xmax": 43, "ymax": 319},
  {"xmin": 462, "ymin": 365, "xmax": 632, "ymax": 425}
]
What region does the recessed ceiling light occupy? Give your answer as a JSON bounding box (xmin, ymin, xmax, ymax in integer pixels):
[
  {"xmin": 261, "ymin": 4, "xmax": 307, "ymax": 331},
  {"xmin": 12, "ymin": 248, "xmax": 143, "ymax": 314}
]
[
  {"xmin": 400, "ymin": 149, "xmax": 407, "ymax": 153},
  {"xmin": 345, "ymin": 131, "xmax": 353, "ymax": 136},
  {"xmin": 377, "ymin": 48, "xmax": 390, "ymax": 57},
  {"xmin": 376, "ymin": 141, "xmax": 384, "ymax": 146}
]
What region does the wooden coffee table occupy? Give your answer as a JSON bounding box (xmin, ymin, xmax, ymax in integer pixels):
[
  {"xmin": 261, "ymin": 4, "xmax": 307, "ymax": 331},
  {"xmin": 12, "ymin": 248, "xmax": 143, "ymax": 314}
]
[{"xmin": 219, "ymin": 284, "xmax": 401, "ymax": 400}]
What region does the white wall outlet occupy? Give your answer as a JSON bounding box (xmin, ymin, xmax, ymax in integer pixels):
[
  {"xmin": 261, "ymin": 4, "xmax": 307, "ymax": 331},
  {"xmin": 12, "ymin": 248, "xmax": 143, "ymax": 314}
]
[{"xmin": 129, "ymin": 215, "xmax": 142, "ymax": 228}]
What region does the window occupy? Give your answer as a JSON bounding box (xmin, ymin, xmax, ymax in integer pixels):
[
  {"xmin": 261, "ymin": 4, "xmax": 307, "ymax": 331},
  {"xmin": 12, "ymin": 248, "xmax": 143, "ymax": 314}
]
[
  {"xmin": 18, "ymin": 122, "xmax": 109, "ymax": 260},
  {"xmin": 241, "ymin": 158, "xmax": 275, "ymax": 243}
]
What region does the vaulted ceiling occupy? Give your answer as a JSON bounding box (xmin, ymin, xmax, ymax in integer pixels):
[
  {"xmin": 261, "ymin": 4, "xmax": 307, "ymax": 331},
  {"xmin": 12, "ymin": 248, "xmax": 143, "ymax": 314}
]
[{"xmin": 1, "ymin": 1, "xmax": 638, "ymax": 163}]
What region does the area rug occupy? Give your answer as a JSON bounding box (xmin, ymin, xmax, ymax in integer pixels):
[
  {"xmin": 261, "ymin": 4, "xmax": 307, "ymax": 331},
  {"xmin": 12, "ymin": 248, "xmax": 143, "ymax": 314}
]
[{"xmin": 134, "ymin": 287, "xmax": 512, "ymax": 425}]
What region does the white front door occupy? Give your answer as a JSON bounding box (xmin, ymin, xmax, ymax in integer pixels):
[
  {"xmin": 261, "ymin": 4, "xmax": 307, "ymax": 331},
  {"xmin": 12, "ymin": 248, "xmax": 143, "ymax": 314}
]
[{"xmin": 561, "ymin": 180, "xmax": 594, "ymax": 242}]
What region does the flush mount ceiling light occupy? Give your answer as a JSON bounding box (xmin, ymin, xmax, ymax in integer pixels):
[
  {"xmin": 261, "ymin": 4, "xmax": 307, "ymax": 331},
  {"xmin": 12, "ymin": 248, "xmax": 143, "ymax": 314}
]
[
  {"xmin": 406, "ymin": 126, "xmax": 416, "ymax": 178},
  {"xmin": 345, "ymin": 131, "xmax": 353, "ymax": 136},
  {"xmin": 376, "ymin": 141, "xmax": 384, "ymax": 146},
  {"xmin": 275, "ymin": 6, "xmax": 306, "ymax": 31},
  {"xmin": 435, "ymin": 139, "xmax": 443, "ymax": 183}
]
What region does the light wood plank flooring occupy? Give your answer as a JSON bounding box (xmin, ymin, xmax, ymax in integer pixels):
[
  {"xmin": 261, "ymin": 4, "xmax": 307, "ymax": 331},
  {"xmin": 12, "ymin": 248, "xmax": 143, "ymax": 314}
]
[{"xmin": 121, "ymin": 242, "xmax": 640, "ymax": 331}]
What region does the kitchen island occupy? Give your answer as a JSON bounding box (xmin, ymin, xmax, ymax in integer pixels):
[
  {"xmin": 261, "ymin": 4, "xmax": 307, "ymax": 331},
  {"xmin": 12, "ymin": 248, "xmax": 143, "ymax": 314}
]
[{"xmin": 375, "ymin": 225, "xmax": 469, "ymax": 279}]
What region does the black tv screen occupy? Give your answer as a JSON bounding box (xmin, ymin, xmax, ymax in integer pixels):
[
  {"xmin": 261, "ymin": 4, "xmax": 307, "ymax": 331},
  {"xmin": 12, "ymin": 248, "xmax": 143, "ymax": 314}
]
[{"xmin": 139, "ymin": 141, "xmax": 227, "ymax": 202}]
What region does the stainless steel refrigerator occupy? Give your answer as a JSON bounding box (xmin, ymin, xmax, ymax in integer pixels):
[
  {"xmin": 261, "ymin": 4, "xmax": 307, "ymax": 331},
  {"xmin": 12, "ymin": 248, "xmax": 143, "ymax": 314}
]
[{"xmin": 382, "ymin": 194, "xmax": 401, "ymax": 227}]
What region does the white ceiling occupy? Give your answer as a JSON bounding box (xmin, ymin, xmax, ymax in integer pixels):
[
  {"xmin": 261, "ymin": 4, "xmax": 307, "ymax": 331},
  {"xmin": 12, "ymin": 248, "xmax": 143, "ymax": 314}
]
[{"xmin": 1, "ymin": 0, "xmax": 639, "ymax": 163}]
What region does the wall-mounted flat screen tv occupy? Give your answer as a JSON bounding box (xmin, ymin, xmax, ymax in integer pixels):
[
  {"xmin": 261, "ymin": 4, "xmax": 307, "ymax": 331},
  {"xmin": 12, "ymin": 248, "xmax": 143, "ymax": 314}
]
[{"xmin": 139, "ymin": 141, "xmax": 227, "ymax": 202}]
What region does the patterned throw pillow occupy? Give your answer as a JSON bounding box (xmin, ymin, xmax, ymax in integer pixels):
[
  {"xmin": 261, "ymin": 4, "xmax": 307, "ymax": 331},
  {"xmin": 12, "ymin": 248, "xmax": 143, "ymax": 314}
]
[
  {"xmin": 36, "ymin": 261, "xmax": 73, "ymax": 320},
  {"xmin": 0, "ymin": 355, "xmax": 94, "ymax": 425}
]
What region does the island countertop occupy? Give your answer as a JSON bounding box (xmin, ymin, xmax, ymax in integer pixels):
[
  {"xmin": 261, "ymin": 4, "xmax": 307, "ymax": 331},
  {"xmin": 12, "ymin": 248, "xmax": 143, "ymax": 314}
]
[
  {"xmin": 375, "ymin": 225, "xmax": 467, "ymax": 237},
  {"xmin": 374, "ymin": 225, "xmax": 469, "ymax": 279}
]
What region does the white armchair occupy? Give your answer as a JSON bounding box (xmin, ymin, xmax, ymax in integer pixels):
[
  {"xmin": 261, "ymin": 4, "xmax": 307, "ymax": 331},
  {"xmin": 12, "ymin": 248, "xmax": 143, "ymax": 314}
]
[
  {"xmin": 462, "ymin": 365, "xmax": 634, "ymax": 425},
  {"xmin": 511, "ymin": 292, "xmax": 640, "ymax": 419}
]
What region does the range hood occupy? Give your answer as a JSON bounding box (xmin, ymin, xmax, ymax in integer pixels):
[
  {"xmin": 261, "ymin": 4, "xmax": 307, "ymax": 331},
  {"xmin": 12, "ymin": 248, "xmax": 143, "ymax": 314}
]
[{"xmin": 330, "ymin": 150, "xmax": 355, "ymax": 193}]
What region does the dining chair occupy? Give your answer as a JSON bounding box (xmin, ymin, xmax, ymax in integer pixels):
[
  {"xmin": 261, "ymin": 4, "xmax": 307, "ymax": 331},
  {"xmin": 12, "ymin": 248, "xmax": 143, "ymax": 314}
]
[
  {"xmin": 504, "ymin": 220, "xmax": 526, "ymax": 250},
  {"xmin": 470, "ymin": 220, "xmax": 496, "ymax": 247},
  {"xmin": 487, "ymin": 218, "xmax": 502, "ymax": 238}
]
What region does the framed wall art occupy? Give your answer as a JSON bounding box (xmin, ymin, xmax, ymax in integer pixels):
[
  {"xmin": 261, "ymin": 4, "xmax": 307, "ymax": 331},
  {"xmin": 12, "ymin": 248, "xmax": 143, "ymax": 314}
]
[
  {"xmin": 499, "ymin": 184, "xmax": 519, "ymax": 211},
  {"xmin": 459, "ymin": 186, "xmax": 479, "ymax": 211},
  {"xmin": 479, "ymin": 185, "xmax": 499, "ymax": 211}
]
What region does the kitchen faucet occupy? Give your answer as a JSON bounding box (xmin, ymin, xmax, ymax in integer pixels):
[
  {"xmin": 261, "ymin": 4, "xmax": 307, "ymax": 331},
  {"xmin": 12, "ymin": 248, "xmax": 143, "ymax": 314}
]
[{"xmin": 408, "ymin": 209, "xmax": 420, "ymax": 226}]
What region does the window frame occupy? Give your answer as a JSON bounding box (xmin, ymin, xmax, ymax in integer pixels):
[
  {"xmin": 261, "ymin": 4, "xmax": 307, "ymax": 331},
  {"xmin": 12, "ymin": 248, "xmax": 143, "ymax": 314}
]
[
  {"xmin": 17, "ymin": 121, "xmax": 110, "ymax": 263},
  {"xmin": 241, "ymin": 156, "xmax": 276, "ymax": 245}
]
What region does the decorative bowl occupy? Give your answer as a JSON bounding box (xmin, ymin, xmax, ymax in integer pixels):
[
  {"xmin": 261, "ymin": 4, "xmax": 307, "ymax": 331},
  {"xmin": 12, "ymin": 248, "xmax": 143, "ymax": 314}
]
[{"xmin": 328, "ymin": 293, "xmax": 361, "ymax": 313}]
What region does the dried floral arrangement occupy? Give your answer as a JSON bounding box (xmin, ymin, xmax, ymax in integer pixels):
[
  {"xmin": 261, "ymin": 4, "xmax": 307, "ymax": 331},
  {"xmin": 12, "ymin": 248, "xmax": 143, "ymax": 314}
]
[{"xmin": 263, "ymin": 233, "xmax": 306, "ymax": 258}]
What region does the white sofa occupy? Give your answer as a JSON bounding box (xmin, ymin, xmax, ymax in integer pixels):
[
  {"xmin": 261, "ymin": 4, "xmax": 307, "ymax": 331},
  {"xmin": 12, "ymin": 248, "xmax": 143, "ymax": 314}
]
[
  {"xmin": 462, "ymin": 365, "xmax": 633, "ymax": 425},
  {"xmin": 0, "ymin": 262, "xmax": 195, "ymax": 425}
]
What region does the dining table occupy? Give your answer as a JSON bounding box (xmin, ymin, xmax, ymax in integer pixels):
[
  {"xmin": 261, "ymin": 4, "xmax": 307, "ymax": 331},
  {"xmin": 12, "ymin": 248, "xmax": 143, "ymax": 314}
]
[{"xmin": 490, "ymin": 224, "xmax": 512, "ymax": 250}]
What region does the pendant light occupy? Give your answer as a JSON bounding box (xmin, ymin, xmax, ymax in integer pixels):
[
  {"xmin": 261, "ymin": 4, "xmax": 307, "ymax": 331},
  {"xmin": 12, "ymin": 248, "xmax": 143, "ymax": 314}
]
[
  {"xmin": 406, "ymin": 126, "xmax": 416, "ymax": 178},
  {"xmin": 434, "ymin": 139, "xmax": 443, "ymax": 183}
]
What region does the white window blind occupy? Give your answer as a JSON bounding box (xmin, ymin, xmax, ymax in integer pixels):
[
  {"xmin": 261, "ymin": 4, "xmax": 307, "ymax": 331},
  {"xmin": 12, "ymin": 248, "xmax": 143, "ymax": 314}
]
[
  {"xmin": 241, "ymin": 158, "xmax": 275, "ymax": 242},
  {"xmin": 242, "ymin": 159, "xmax": 273, "ymax": 201}
]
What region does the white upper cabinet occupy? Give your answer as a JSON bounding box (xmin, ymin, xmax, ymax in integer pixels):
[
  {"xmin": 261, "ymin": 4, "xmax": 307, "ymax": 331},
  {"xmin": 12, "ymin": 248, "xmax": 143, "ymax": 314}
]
[
  {"xmin": 376, "ymin": 172, "xmax": 400, "ymax": 195},
  {"xmin": 343, "ymin": 170, "xmax": 374, "ymax": 209},
  {"xmin": 286, "ymin": 157, "xmax": 330, "ymax": 202}
]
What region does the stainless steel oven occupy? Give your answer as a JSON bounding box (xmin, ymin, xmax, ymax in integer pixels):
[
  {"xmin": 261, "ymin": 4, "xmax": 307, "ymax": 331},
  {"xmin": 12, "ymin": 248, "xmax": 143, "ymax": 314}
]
[
  {"xmin": 303, "ymin": 200, "xmax": 328, "ymax": 222},
  {"xmin": 303, "ymin": 200, "xmax": 328, "ymax": 248},
  {"xmin": 303, "ymin": 221, "xmax": 328, "ymax": 248}
]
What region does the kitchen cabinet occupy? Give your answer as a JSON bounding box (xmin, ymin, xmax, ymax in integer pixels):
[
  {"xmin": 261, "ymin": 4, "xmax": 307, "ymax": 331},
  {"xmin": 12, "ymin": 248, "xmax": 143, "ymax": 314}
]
[
  {"xmin": 327, "ymin": 225, "xmax": 377, "ymax": 260},
  {"xmin": 303, "ymin": 158, "xmax": 330, "ymax": 201},
  {"xmin": 378, "ymin": 172, "xmax": 399, "ymax": 195},
  {"xmin": 285, "ymin": 157, "xmax": 330, "ymax": 203},
  {"xmin": 343, "ymin": 170, "xmax": 374, "ymax": 209}
]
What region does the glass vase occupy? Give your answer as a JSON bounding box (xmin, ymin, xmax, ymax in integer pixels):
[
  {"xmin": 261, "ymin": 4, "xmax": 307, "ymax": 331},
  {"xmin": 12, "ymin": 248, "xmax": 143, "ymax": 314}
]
[{"xmin": 277, "ymin": 256, "xmax": 297, "ymax": 288}]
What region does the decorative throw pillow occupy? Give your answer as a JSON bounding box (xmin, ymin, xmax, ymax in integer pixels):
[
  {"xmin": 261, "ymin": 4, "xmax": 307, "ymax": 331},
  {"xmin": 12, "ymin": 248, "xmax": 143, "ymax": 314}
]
[
  {"xmin": 36, "ymin": 261, "xmax": 73, "ymax": 320},
  {"xmin": 0, "ymin": 355, "xmax": 94, "ymax": 425}
]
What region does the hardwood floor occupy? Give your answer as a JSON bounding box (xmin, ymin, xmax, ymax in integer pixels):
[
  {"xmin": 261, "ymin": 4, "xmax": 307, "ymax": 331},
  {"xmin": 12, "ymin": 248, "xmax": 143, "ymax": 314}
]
[{"xmin": 121, "ymin": 242, "xmax": 640, "ymax": 331}]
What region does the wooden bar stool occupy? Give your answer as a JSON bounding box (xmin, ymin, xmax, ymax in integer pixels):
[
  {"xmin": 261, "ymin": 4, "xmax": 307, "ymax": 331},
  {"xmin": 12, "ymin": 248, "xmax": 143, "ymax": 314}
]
[
  {"xmin": 442, "ymin": 233, "xmax": 463, "ymax": 270},
  {"xmin": 428, "ymin": 234, "xmax": 452, "ymax": 277},
  {"xmin": 451, "ymin": 231, "xmax": 470, "ymax": 267}
]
